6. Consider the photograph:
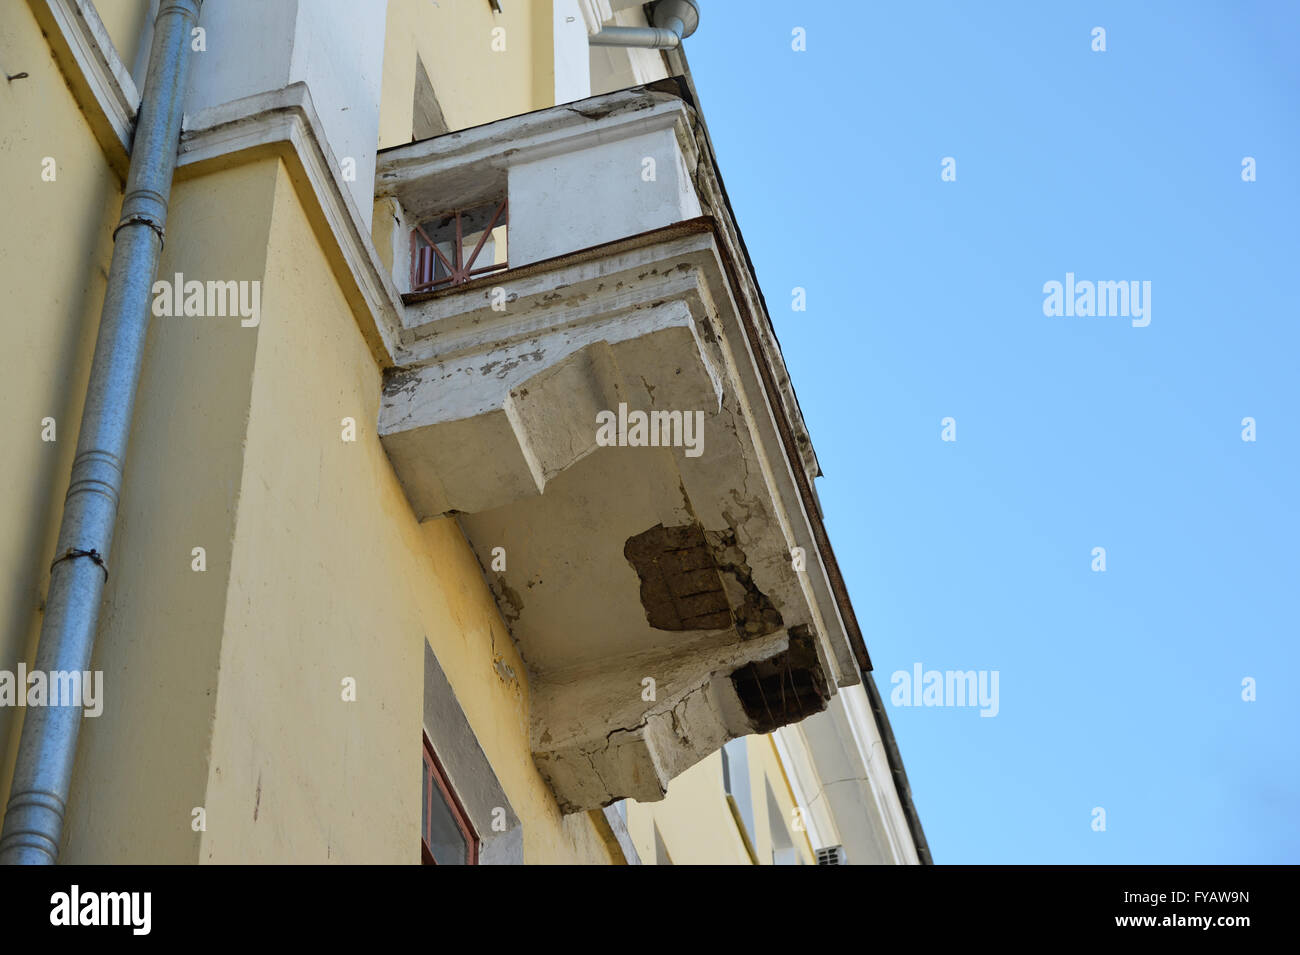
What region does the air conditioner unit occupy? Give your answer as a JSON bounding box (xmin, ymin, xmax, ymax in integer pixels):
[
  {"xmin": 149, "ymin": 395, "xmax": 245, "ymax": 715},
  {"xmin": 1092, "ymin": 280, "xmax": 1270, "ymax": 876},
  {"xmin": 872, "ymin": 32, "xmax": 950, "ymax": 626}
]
[{"xmin": 816, "ymin": 845, "xmax": 847, "ymax": 865}]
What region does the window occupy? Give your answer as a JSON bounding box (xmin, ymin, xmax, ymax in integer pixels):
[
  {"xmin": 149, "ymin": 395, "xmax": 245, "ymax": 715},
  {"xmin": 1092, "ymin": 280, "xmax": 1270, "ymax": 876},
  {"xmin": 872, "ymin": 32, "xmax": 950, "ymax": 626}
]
[
  {"xmin": 410, "ymin": 200, "xmax": 509, "ymax": 291},
  {"xmin": 421, "ymin": 734, "xmax": 478, "ymax": 864}
]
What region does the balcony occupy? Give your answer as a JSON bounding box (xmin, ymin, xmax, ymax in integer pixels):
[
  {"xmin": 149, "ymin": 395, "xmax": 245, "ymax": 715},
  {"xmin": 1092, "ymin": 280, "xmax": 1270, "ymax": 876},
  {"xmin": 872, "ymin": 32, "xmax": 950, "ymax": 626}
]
[{"xmin": 373, "ymin": 84, "xmax": 868, "ymax": 812}]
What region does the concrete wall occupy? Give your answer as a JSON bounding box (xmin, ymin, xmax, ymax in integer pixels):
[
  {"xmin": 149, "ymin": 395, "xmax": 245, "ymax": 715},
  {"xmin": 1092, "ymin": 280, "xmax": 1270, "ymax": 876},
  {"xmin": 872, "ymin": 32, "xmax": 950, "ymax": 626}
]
[
  {"xmin": 552, "ymin": 0, "xmax": 591, "ymax": 105},
  {"xmin": 508, "ymin": 124, "xmax": 701, "ymax": 265}
]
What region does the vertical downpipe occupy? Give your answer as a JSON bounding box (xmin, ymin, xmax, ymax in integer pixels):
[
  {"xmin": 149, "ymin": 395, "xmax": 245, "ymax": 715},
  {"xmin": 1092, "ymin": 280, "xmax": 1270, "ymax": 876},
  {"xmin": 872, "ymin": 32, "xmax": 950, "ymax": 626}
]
[{"xmin": 0, "ymin": 0, "xmax": 204, "ymax": 864}]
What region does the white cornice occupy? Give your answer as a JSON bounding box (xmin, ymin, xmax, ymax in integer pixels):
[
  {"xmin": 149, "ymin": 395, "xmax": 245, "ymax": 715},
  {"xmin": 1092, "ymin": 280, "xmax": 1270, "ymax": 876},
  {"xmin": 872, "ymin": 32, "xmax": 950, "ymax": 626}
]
[
  {"xmin": 601, "ymin": 805, "xmax": 642, "ymax": 865},
  {"xmin": 31, "ymin": 1, "xmax": 406, "ymax": 367},
  {"xmin": 177, "ymin": 83, "xmax": 407, "ymax": 366},
  {"xmin": 772, "ymin": 727, "xmax": 834, "ymax": 854},
  {"xmin": 29, "ymin": 0, "xmax": 140, "ymax": 173},
  {"xmin": 776, "ymin": 691, "xmax": 922, "ymax": 865},
  {"xmin": 839, "ymin": 684, "xmax": 919, "ymax": 864},
  {"xmin": 376, "ymin": 89, "xmax": 697, "ymax": 223},
  {"xmin": 575, "ymin": 0, "xmax": 612, "ymax": 35}
]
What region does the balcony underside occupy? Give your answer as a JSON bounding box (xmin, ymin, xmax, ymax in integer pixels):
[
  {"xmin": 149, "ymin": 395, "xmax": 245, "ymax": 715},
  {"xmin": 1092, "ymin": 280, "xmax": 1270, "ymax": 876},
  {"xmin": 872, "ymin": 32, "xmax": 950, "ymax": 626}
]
[{"xmin": 379, "ymin": 222, "xmax": 856, "ymax": 811}]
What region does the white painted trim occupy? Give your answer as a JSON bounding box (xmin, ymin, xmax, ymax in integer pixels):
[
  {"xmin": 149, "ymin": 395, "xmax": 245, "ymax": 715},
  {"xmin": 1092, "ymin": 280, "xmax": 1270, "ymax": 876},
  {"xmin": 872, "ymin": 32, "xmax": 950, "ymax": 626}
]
[
  {"xmin": 178, "ymin": 83, "xmax": 408, "ymax": 364},
  {"xmin": 376, "ymin": 89, "xmax": 698, "ymax": 221},
  {"xmin": 575, "ymin": 0, "xmax": 612, "ymax": 36},
  {"xmin": 775, "ymin": 691, "xmax": 923, "ymax": 865},
  {"xmin": 772, "ymin": 727, "xmax": 831, "ymax": 854},
  {"xmin": 31, "ymin": 2, "xmax": 406, "ymax": 368},
  {"xmin": 32, "ymin": 0, "xmax": 140, "ymax": 152},
  {"xmin": 601, "ymin": 805, "xmax": 642, "ymax": 865},
  {"xmin": 610, "ymin": 3, "xmax": 667, "ymax": 85},
  {"xmin": 841, "ymin": 683, "xmax": 920, "ymax": 864}
]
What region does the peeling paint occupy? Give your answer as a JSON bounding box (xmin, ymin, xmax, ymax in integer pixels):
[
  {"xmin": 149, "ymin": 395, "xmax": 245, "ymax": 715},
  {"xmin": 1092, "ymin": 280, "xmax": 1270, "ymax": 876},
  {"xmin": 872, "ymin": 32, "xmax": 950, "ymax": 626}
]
[
  {"xmin": 493, "ymin": 654, "xmax": 517, "ymax": 684},
  {"xmin": 496, "ymin": 581, "xmax": 524, "ymax": 624}
]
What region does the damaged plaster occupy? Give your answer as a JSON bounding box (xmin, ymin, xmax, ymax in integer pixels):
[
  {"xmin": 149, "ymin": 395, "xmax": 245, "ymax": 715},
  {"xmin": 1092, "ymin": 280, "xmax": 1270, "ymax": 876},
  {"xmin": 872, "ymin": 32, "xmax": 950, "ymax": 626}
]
[{"xmin": 623, "ymin": 521, "xmax": 783, "ymax": 637}]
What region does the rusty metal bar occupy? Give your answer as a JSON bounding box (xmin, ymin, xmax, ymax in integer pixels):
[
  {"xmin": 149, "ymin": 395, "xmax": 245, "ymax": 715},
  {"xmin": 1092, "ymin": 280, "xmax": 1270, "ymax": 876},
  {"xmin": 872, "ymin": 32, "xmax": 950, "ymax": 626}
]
[{"xmin": 462, "ymin": 198, "xmax": 507, "ymax": 276}]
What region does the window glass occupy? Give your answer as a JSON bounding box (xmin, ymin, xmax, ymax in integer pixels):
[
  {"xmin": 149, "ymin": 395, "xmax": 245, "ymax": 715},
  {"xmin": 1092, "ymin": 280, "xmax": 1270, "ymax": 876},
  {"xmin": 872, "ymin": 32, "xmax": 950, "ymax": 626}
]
[{"xmin": 422, "ymin": 737, "xmax": 477, "ymax": 865}]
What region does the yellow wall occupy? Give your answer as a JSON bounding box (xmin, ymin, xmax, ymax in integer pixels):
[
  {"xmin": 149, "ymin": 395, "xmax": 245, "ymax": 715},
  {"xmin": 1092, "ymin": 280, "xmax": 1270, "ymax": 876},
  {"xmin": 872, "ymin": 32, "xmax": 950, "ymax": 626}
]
[
  {"xmin": 61, "ymin": 158, "xmax": 277, "ymax": 863},
  {"xmin": 94, "ymin": 0, "xmax": 151, "ymax": 80},
  {"xmin": 627, "ymin": 750, "xmax": 751, "ymax": 865},
  {"xmin": 192, "ymin": 157, "xmax": 613, "ymax": 863},
  {"xmin": 3, "ymin": 0, "xmax": 614, "ymax": 865},
  {"xmin": 37, "ymin": 145, "xmax": 618, "ymax": 863},
  {"xmin": 379, "ymin": 0, "xmax": 555, "ymax": 147},
  {"xmin": 750, "ymin": 735, "xmax": 817, "ymax": 865},
  {"xmin": 626, "ymin": 735, "xmax": 815, "ymax": 865}
]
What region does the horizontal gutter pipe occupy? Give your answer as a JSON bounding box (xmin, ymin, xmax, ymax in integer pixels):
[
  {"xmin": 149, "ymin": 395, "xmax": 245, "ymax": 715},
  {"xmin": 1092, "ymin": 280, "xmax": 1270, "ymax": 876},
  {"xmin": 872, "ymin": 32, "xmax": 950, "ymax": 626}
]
[
  {"xmin": 0, "ymin": 0, "xmax": 203, "ymax": 865},
  {"xmin": 589, "ymin": 26, "xmax": 684, "ymax": 50},
  {"xmin": 590, "ymin": 0, "xmax": 698, "ymax": 50}
]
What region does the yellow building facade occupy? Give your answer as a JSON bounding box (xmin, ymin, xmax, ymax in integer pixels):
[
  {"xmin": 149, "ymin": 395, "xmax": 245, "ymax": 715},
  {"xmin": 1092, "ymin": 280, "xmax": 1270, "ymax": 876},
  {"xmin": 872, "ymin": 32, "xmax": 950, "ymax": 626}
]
[{"xmin": 0, "ymin": 0, "xmax": 926, "ymax": 865}]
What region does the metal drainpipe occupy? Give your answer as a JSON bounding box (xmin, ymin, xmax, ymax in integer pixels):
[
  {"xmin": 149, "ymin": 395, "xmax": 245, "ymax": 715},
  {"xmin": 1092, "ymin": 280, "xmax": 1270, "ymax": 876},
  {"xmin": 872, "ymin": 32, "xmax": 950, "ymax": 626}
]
[
  {"xmin": 589, "ymin": 0, "xmax": 699, "ymax": 49},
  {"xmin": 0, "ymin": 0, "xmax": 203, "ymax": 865}
]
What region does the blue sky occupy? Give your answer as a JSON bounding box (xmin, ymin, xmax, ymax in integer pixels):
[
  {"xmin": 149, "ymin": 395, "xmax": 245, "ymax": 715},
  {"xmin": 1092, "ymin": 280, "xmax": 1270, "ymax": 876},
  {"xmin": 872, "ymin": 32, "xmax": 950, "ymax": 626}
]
[{"xmin": 685, "ymin": 1, "xmax": 1300, "ymax": 863}]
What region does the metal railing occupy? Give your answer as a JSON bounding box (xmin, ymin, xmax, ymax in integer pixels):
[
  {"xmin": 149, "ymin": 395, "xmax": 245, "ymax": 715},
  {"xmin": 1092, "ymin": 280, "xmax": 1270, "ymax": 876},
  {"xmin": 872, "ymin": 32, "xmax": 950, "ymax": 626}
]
[{"xmin": 410, "ymin": 199, "xmax": 508, "ymax": 292}]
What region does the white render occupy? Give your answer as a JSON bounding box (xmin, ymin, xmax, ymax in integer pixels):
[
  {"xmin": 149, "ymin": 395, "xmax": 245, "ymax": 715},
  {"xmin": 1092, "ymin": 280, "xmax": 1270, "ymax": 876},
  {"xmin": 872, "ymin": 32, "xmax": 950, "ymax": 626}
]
[
  {"xmin": 553, "ymin": 0, "xmax": 593, "ymax": 105},
  {"xmin": 777, "ymin": 685, "xmax": 923, "ymax": 865},
  {"xmin": 508, "ymin": 123, "xmax": 701, "ymax": 266},
  {"xmin": 179, "ymin": 0, "xmax": 387, "ymax": 226}
]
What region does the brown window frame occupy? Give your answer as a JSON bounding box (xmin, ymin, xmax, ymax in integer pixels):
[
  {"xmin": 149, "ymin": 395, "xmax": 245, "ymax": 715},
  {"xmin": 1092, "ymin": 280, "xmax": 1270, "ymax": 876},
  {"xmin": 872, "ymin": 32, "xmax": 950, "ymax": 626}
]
[{"xmin": 422, "ymin": 733, "xmax": 479, "ymax": 865}]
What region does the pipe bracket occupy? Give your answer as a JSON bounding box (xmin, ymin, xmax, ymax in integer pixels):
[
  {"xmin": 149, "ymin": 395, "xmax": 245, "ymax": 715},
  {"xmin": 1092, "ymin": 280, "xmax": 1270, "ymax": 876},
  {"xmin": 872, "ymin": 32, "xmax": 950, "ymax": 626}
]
[
  {"xmin": 50, "ymin": 548, "xmax": 109, "ymax": 582},
  {"xmin": 112, "ymin": 212, "xmax": 166, "ymax": 244}
]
